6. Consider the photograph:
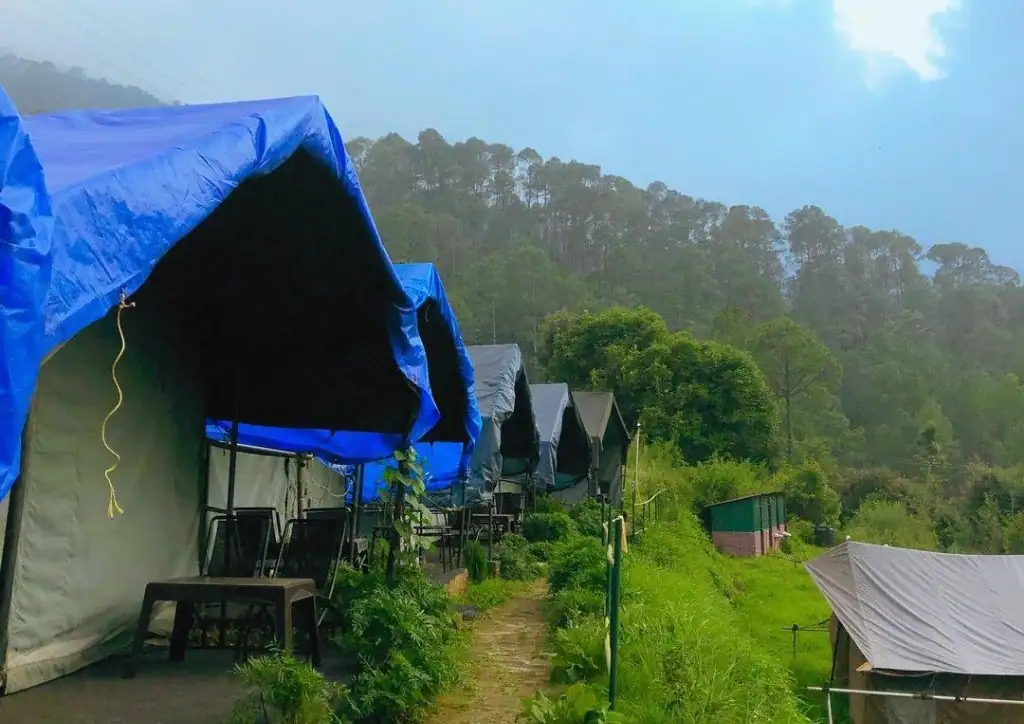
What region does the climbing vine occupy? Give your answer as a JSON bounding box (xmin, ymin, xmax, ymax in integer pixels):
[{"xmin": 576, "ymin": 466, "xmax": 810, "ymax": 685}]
[{"xmin": 380, "ymin": 446, "xmax": 433, "ymax": 565}]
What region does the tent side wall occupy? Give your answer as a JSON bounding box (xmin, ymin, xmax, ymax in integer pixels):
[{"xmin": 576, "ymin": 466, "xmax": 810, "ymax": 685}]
[
  {"xmin": 0, "ymin": 302, "xmax": 206, "ymax": 694},
  {"xmin": 834, "ymin": 627, "xmax": 1024, "ymax": 724}
]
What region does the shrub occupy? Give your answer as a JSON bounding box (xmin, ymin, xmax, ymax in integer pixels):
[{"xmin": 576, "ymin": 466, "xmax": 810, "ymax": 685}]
[
  {"xmin": 534, "ymin": 495, "xmax": 566, "ymax": 514},
  {"xmin": 229, "ymin": 649, "xmax": 346, "ymax": 724},
  {"xmin": 550, "ymin": 618, "xmax": 607, "ymax": 684},
  {"xmin": 566, "ymin": 499, "xmax": 605, "ymax": 539},
  {"xmin": 331, "ymin": 567, "xmax": 463, "ymax": 723},
  {"xmin": 546, "ymin": 586, "xmax": 605, "ymax": 629},
  {"xmin": 498, "ymin": 533, "xmax": 542, "ymax": 581},
  {"xmin": 527, "ymin": 541, "xmax": 555, "ymax": 562},
  {"xmin": 462, "ymin": 540, "xmax": 488, "ymax": 583},
  {"xmin": 786, "ymin": 517, "xmax": 814, "ymax": 545},
  {"xmin": 519, "ymin": 683, "xmax": 624, "ymax": 724},
  {"xmin": 523, "ymin": 512, "xmax": 577, "ymax": 543},
  {"xmin": 548, "ymin": 536, "xmax": 607, "ymax": 595}
]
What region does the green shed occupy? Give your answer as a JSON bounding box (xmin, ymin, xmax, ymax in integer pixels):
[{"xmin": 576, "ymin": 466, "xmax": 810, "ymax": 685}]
[{"xmin": 703, "ymin": 492, "xmax": 787, "ymax": 557}]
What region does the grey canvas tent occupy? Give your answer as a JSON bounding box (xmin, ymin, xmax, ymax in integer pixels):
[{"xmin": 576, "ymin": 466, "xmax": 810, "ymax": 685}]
[
  {"xmin": 573, "ymin": 392, "xmax": 630, "ymax": 507},
  {"xmin": 806, "ymin": 541, "xmax": 1024, "ymax": 724},
  {"xmin": 463, "ymin": 345, "xmax": 539, "ymax": 505},
  {"xmin": 531, "ymin": 383, "xmax": 593, "ymax": 505}
]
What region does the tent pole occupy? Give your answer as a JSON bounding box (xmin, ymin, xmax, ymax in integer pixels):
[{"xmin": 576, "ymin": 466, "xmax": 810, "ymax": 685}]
[
  {"xmin": 224, "ymin": 417, "xmax": 239, "ymax": 576},
  {"xmin": 350, "ymin": 465, "xmax": 363, "ymax": 567},
  {"xmin": 809, "ymin": 686, "xmax": 1024, "ymax": 707},
  {"xmin": 0, "ymin": 400, "xmax": 35, "ymax": 693},
  {"xmin": 296, "ymin": 456, "xmax": 306, "ymax": 519}
]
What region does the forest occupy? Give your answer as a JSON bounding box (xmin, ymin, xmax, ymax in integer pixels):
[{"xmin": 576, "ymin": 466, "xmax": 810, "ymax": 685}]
[{"xmin": 6, "ymin": 56, "xmax": 1024, "ymax": 556}]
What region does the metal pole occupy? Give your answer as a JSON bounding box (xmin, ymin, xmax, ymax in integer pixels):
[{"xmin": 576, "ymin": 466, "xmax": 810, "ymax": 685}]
[
  {"xmin": 808, "ymin": 686, "xmax": 1024, "ymax": 706},
  {"xmin": 350, "ymin": 464, "xmax": 363, "ymax": 567},
  {"xmin": 295, "ymin": 456, "xmax": 306, "ymax": 519},
  {"xmin": 224, "ymin": 417, "xmax": 239, "ymax": 575},
  {"xmin": 609, "ymin": 516, "xmax": 623, "ymax": 710}
]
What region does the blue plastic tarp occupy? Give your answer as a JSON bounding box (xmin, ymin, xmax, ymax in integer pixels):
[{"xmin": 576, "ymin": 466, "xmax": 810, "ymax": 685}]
[
  {"xmin": 207, "ymin": 262, "xmax": 480, "ymax": 466},
  {"xmin": 0, "ymin": 90, "xmax": 442, "ymax": 503}
]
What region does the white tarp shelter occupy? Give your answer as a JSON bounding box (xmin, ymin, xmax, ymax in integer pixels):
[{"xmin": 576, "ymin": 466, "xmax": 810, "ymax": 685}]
[{"xmin": 807, "ymin": 541, "xmax": 1024, "ymax": 724}]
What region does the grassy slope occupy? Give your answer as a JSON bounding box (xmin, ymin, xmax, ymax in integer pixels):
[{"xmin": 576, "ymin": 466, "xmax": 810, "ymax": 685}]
[
  {"xmin": 613, "ymin": 515, "xmax": 818, "ymax": 723},
  {"xmin": 719, "ymin": 545, "xmax": 839, "ymax": 723}
]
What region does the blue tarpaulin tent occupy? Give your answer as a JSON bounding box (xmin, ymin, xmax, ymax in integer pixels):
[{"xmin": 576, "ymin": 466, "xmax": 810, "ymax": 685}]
[
  {"xmin": 363, "ymin": 344, "xmax": 538, "ymax": 506},
  {"xmin": 207, "ymin": 262, "xmax": 481, "ymax": 465},
  {"xmin": 0, "ymin": 90, "xmax": 443, "ymax": 504}
]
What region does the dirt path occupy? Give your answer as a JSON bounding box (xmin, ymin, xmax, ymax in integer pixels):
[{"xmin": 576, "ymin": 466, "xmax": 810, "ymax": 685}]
[{"xmin": 426, "ymin": 580, "xmax": 551, "ymax": 724}]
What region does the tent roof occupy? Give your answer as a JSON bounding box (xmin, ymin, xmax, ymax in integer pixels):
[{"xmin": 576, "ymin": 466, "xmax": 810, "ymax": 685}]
[
  {"xmin": 805, "ymin": 541, "xmax": 1024, "ymax": 676},
  {"xmin": 531, "ymin": 383, "xmax": 591, "ymax": 491},
  {"xmin": 574, "ymin": 391, "xmax": 629, "ymax": 455},
  {"xmin": 0, "ymin": 90, "xmax": 443, "ymax": 501},
  {"xmin": 207, "ymin": 263, "xmax": 481, "ymax": 464},
  {"xmin": 360, "ymin": 344, "xmax": 539, "ymax": 505}
]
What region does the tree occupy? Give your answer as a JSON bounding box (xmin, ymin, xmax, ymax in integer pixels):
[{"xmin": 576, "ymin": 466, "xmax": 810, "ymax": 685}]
[
  {"xmin": 845, "ymin": 500, "xmax": 938, "ymax": 551},
  {"xmin": 541, "ymin": 307, "xmax": 778, "ymax": 463},
  {"xmin": 749, "ymin": 318, "xmax": 844, "ymax": 462}
]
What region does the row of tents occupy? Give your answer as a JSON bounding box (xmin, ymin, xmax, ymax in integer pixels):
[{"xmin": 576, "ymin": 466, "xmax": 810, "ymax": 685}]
[{"xmin": 0, "ymin": 89, "xmax": 630, "ymax": 694}]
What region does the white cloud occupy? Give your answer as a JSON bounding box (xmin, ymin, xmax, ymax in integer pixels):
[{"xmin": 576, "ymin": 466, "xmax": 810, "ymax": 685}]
[{"xmin": 831, "ymin": 0, "xmax": 961, "ymax": 84}]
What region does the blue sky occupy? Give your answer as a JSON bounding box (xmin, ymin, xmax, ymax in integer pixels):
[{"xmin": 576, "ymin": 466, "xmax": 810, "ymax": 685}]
[{"xmin": 2, "ymin": 0, "xmax": 1020, "ymax": 269}]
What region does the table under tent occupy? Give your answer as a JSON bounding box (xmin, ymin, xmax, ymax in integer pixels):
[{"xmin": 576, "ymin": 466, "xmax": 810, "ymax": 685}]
[
  {"xmin": 530, "ymin": 383, "xmax": 593, "ymax": 505},
  {"xmin": 0, "ymin": 91, "xmax": 451, "ymax": 694},
  {"xmin": 572, "ymin": 391, "xmax": 630, "ymax": 508},
  {"xmin": 204, "ymin": 261, "xmax": 481, "ymax": 578}
]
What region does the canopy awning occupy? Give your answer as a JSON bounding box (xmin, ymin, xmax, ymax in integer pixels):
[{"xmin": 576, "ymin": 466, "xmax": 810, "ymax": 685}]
[{"xmin": 0, "ymin": 90, "xmax": 444, "ymax": 501}]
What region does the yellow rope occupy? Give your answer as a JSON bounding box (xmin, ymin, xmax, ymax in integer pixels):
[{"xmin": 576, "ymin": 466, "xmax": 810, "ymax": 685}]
[{"xmin": 101, "ymin": 292, "xmax": 134, "ymax": 518}]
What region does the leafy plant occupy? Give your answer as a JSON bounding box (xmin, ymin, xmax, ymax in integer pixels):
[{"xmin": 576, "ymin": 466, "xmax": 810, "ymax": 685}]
[
  {"xmin": 518, "ymin": 684, "xmax": 625, "ymax": 723},
  {"xmin": 229, "ymin": 649, "xmax": 346, "ymax": 724},
  {"xmin": 333, "ymin": 567, "xmax": 463, "ymax": 723},
  {"xmin": 567, "ymin": 499, "xmax": 606, "ymax": 539},
  {"xmin": 499, "ymin": 533, "xmax": 542, "ymax": 580},
  {"xmin": 546, "ymin": 586, "xmax": 605, "ymax": 629},
  {"xmin": 534, "ymin": 495, "xmax": 566, "ymax": 515},
  {"xmin": 460, "ymin": 578, "xmax": 526, "ymax": 611},
  {"xmin": 379, "ymin": 447, "xmax": 433, "ymax": 566},
  {"xmin": 462, "ymin": 539, "xmax": 488, "ymax": 583},
  {"xmin": 523, "ymin": 512, "xmax": 577, "ymax": 543},
  {"xmin": 547, "ymin": 536, "xmax": 607, "ymax": 595},
  {"xmin": 528, "ymin": 540, "xmax": 556, "ymax": 562},
  {"xmin": 550, "ymin": 619, "xmax": 606, "ymax": 684}
]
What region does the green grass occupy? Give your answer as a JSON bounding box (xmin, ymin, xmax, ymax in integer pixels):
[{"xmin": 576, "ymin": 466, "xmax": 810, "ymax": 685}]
[
  {"xmin": 720, "ymin": 548, "xmax": 839, "ymax": 723},
  {"xmin": 458, "ymin": 578, "xmax": 530, "ymax": 611}
]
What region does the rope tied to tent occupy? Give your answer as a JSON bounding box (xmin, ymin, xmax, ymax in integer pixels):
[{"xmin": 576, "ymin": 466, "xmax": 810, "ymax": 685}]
[{"xmin": 101, "ymin": 291, "xmax": 134, "ymax": 518}]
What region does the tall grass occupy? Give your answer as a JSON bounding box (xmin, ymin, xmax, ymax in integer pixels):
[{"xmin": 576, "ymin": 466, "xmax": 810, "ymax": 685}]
[{"xmin": 542, "ymin": 442, "xmax": 839, "ymax": 722}]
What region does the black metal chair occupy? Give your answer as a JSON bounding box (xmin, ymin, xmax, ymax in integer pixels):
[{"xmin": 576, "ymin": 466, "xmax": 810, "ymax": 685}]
[{"xmin": 196, "ymin": 510, "xmax": 279, "ymax": 647}]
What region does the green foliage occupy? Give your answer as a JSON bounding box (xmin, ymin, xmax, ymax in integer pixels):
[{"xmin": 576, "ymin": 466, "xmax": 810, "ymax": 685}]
[
  {"xmin": 229, "ymin": 649, "xmax": 346, "ymax": 724},
  {"xmin": 379, "ymin": 448, "xmax": 432, "ymax": 563},
  {"xmin": 523, "ymin": 512, "xmax": 577, "ymax": 543},
  {"xmin": 549, "ymin": 619, "xmax": 607, "ymax": 685},
  {"xmin": 460, "ymin": 578, "xmax": 527, "ymax": 611},
  {"xmin": 776, "ymin": 462, "xmax": 841, "ymax": 526},
  {"xmin": 527, "ymin": 541, "xmax": 556, "ymax": 562},
  {"xmin": 785, "ymin": 517, "xmax": 815, "ymax": 545},
  {"xmin": 687, "ymin": 456, "xmax": 764, "ymax": 512},
  {"xmin": 330, "ymin": 566, "xmax": 464, "ymax": 723},
  {"xmin": 547, "ymin": 536, "xmax": 607, "ymax": 595},
  {"xmin": 844, "ymin": 499, "xmax": 938, "ymax": 550},
  {"xmin": 540, "ymin": 307, "xmax": 778, "ymax": 464},
  {"xmin": 518, "ymin": 684, "xmax": 625, "ymax": 724},
  {"xmin": 498, "ymin": 533, "xmax": 543, "ymax": 581},
  {"xmin": 462, "ymin": 540, "xmax": 488, "ymax": 584},
  {"xmin": 546, "ymin": 586, "xmax": 605, "ymax": 629},
  {"xmin": 534, "ymin": 495, "xmax": 566, "ymax": 514},
  {"xmin": 566, "ymin": 499, "xmax": 606, "ymax": 539}
]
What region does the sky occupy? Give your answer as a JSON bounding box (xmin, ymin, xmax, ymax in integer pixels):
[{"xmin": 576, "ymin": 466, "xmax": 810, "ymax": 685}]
[{"xmin": 1, "ymin": 0, "xmax": 1021, "ymax": 269}]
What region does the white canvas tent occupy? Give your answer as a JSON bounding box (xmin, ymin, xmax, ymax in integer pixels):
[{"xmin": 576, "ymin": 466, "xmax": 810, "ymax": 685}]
[
  {"xmin": 806, "ymin": 541, "xmax": 1024, "ymax": 724},
  {"xmin": 0, "ymin": 305, "xmax": 206, "ymax": 694}
]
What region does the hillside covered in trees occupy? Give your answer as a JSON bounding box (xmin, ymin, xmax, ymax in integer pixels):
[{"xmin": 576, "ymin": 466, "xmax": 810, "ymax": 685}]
[
  {"xmin": 6, "ymin": 56, "xmax": 1024, "ymax": 555},
  {"xmin": 348, "ymin": 131, "xmax": 1024, "ymax": 554}
]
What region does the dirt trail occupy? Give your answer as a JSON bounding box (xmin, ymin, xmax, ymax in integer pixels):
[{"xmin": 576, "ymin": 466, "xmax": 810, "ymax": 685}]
[{"xmin": 426, "ymin": 580, "xmax": 551, "ymax": 724}]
